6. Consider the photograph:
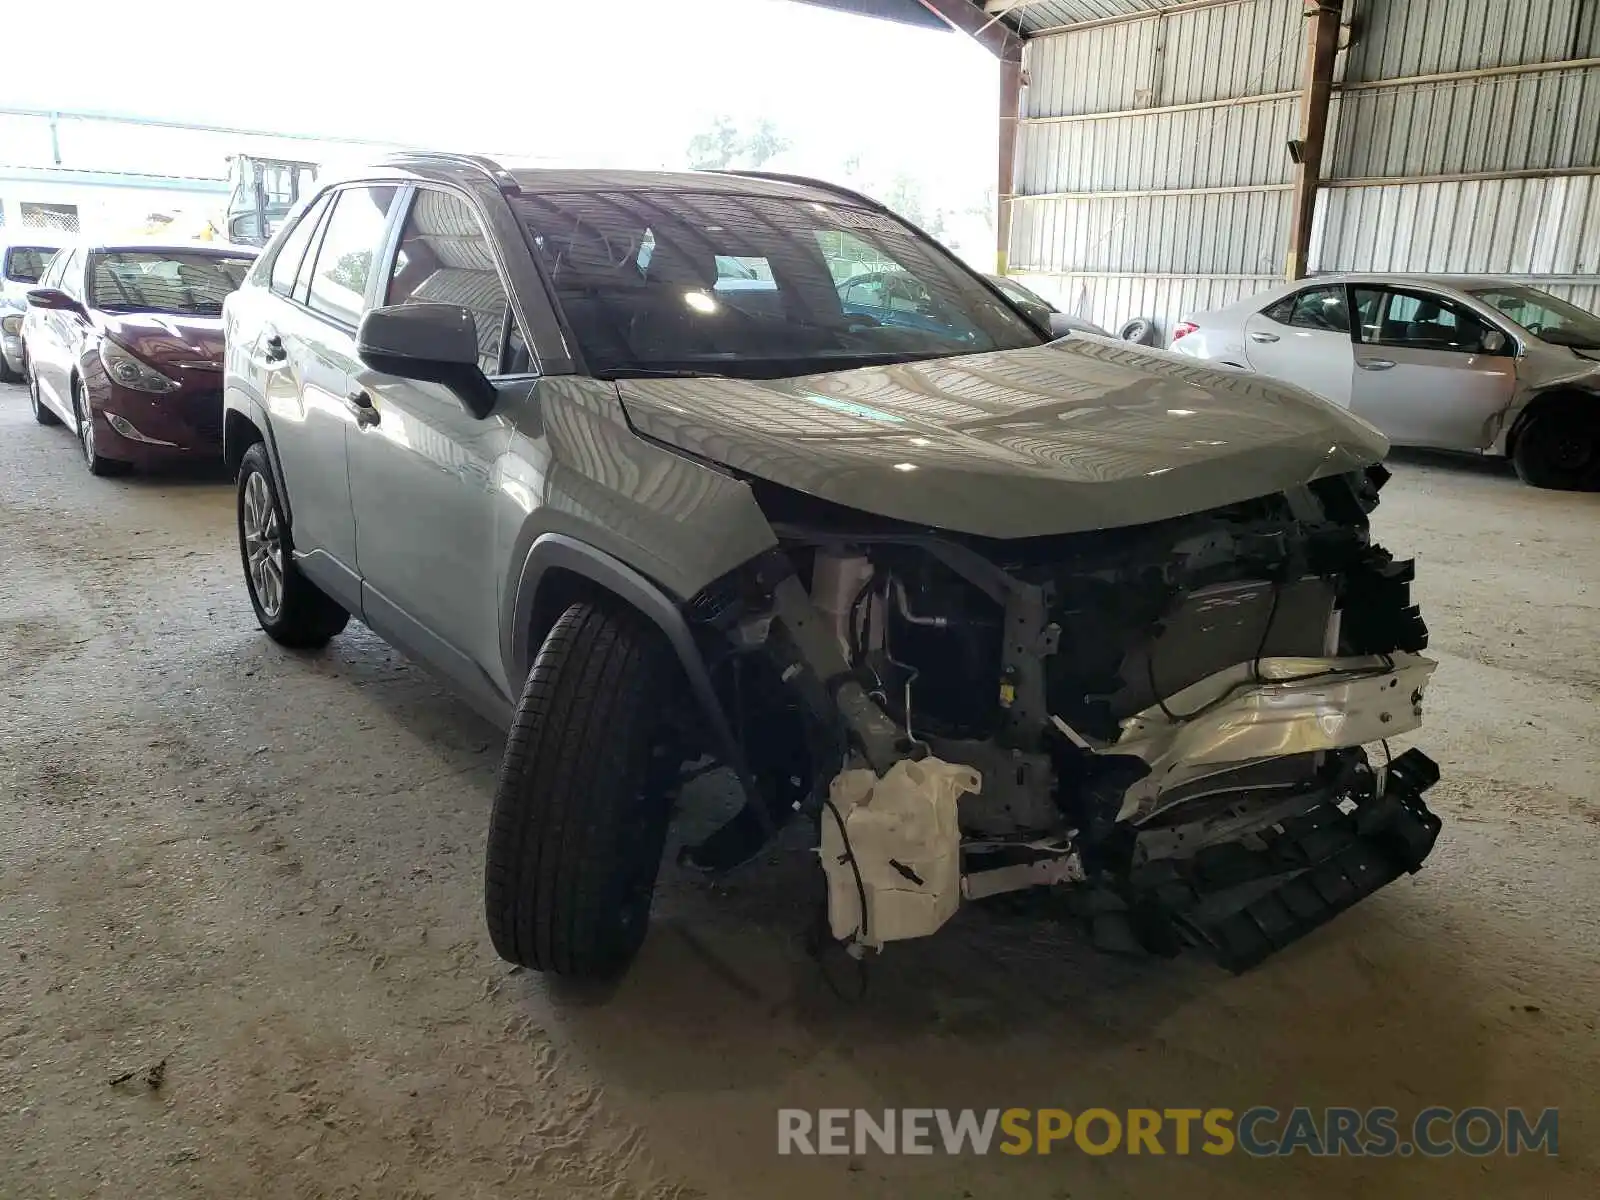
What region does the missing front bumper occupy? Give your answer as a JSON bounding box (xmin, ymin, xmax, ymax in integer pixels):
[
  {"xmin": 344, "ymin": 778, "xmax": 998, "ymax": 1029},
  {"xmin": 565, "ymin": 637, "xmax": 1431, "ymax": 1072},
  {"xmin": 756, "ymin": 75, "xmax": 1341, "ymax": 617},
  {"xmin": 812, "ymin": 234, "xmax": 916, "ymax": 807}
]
[{"xmin": 1129, "ymin": 747, "xmax": 1443, "ymax": 971}]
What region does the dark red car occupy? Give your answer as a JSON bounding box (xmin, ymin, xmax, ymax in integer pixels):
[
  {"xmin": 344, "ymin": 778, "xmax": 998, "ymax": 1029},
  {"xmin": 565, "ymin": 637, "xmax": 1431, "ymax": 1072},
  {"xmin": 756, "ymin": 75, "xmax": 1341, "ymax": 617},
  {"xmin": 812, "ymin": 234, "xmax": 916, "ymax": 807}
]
[{"xmin": 22, "ymin": 241, "xmax": 257, "ymax": 474}]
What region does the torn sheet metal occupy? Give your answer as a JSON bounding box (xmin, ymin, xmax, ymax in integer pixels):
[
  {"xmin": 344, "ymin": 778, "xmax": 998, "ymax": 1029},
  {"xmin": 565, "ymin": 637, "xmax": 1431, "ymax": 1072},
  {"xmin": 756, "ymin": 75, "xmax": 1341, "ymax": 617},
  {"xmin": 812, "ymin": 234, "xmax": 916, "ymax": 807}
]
[{"xmin": 1102, "ymin": 652, "xmax": 1437, "ymax": 821}]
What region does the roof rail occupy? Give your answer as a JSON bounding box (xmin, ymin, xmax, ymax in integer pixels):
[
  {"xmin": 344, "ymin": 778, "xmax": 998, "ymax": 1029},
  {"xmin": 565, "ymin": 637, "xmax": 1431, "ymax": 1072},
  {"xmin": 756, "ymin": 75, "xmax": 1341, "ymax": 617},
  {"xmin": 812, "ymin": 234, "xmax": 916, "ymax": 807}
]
[
  {"xmin": 378, "ymin": 150, "xmax": 520, "ymax": 194},
  {"xmin": 715, "ymin": 170, "xmax": 883, "ymax": 214}
]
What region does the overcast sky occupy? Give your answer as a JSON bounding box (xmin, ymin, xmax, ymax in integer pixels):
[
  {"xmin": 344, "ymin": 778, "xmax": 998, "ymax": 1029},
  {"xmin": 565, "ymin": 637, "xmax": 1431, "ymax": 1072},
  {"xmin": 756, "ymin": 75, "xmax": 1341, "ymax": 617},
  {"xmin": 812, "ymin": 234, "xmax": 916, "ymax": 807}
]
[{"xmin": 5, "ymin": 0, "xmax": 998, "ymax": 205}]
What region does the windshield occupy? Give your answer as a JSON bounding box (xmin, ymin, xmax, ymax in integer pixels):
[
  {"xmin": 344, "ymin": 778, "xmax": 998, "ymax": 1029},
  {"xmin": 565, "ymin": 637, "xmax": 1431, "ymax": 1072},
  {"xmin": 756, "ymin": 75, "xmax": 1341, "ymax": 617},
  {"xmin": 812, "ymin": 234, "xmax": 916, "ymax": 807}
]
[
  {"xmin": 87, "ymin": 250, "xmax": 255, "ymax": 316},
  {"xmin": 515, "ymin": 190, "xmax": 1041, "ymax": 378},
  {"xmin": 1467, "ymin": 285, "xmax": 1600, "ymax": 350},
  {"xmin": 992, "ymin": 275, "xmax": 1052, "ymax": 311},
  {"xmin": 5, "ymin": 245, "xmax": 57, "ymax": 284}
]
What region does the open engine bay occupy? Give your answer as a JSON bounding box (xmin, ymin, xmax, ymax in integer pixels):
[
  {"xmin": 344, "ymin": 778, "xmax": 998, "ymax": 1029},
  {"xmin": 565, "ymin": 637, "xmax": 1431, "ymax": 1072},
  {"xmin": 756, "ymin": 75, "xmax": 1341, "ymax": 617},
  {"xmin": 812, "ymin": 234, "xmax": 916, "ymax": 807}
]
[{"xmin": 683, "ymin": 463, "xmax": 1443, "ymax": 972}]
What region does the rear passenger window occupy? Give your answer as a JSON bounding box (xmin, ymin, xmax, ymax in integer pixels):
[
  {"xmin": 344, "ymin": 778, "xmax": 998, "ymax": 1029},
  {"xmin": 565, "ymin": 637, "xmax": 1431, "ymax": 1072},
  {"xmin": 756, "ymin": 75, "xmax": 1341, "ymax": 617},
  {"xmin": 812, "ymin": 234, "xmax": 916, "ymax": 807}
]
[
  {"xmin": 269, "ymin": 193, "xmax": 330, "ymax": 298},
  {"xmin": 1264, "ymin": 286, "xmax": 1348, "ymax": 332},
  {"xmin": 385, "ymin": 188, "xmax": 520, "ymax": 375},
  {"xmin": 1288, "ymin": 286, "xmax": 1349, "ymax": 333},
  {"xmin": 305, "ymin": 185, "xmax": 400, "ymax": 326}
]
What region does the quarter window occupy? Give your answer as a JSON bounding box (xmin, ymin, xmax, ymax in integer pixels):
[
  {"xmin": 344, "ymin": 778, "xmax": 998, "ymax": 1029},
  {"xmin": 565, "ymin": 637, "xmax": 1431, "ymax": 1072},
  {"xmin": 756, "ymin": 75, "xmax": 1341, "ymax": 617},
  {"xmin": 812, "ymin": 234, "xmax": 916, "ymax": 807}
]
[
  {"xmin": 304, "ymin": 185, "xmax": 400, "ymax": 326},
  {"xmin": 270, "ymin": 193, "xmax": 331, "ymax": 298},
  {"xmin": 385, "ymin": 188, "xmax": 519, "ymax": 375}
]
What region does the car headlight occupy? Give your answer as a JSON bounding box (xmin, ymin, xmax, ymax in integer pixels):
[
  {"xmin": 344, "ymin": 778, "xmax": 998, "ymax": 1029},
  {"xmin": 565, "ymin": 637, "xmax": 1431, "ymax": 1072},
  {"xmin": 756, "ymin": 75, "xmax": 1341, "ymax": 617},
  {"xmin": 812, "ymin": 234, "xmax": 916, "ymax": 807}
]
[
  {"xmin": 99, "ymin": 339, "xmax": 179, "ymax": 393},
  {"xmin": 1, "ymin": 313, "xmax": 22, "ymax": 336}
]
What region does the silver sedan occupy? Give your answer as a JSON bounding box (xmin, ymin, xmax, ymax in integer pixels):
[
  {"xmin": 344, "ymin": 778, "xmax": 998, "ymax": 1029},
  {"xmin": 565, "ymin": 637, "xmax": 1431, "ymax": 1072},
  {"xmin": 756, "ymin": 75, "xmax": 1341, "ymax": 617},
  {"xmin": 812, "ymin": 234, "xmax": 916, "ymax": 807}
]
[{"xmin": 1172, "ymin": 274, "xmax": 1600, "ymax": 489}]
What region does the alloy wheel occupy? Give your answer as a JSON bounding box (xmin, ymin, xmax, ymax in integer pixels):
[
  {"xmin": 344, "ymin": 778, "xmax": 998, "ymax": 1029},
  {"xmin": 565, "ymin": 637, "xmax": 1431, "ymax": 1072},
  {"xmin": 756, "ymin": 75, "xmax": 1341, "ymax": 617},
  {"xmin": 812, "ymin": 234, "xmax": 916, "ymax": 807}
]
[
  {"xmin": 242, "ymin": 470, "xmax": 285, "ymax": 619},
  {"xmin": 79, "ymin": 399, "xmax": 96, "ymax": 463}
]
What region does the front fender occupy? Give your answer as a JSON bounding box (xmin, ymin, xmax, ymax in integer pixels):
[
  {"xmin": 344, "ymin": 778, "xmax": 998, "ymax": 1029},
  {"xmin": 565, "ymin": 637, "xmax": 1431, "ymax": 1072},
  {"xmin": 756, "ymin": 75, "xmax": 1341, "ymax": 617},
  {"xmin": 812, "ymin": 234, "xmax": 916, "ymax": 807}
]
[{"xmin": 507, "ymin": 532, "xmax": 756, "ymax": 803}]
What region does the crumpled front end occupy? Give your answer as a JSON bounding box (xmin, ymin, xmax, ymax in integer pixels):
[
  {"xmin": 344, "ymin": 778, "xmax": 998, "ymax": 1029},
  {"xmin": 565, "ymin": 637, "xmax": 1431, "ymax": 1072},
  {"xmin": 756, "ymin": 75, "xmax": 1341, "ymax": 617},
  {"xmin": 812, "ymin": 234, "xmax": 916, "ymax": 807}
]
[{"xmin": 681, "ymin": 463, "xmax": 1443, "ymax": 972}]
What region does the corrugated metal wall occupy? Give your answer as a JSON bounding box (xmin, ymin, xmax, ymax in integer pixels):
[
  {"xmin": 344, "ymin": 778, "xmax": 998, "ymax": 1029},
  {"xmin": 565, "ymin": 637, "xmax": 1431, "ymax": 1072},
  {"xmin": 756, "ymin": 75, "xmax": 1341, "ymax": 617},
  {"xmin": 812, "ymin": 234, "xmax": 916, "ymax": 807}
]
[
  {"xmin": 1315, "ymin": 0, "xmax": 1600, "ymax": 284},
  {"xmin": 1007, "ymin": 0, "xmax": 1600, "ymax": 340}
]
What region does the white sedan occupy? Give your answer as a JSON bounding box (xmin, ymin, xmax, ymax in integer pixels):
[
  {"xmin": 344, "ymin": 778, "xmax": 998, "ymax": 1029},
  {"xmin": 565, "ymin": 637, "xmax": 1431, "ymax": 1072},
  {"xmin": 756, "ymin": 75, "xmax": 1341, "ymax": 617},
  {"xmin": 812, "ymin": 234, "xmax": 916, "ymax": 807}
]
[{"xmin": 1171, "ymin": 274, "xmax": 1600, "ymax": 489}]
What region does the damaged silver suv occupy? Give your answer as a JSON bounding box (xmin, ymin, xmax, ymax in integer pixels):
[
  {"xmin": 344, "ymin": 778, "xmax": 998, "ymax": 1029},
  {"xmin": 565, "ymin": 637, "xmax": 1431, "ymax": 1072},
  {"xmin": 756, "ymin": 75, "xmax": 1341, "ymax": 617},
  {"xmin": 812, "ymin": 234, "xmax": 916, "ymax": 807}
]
[{"xmin": 222, "ymin": 153, "xmax": 1443, "ymax": 980}]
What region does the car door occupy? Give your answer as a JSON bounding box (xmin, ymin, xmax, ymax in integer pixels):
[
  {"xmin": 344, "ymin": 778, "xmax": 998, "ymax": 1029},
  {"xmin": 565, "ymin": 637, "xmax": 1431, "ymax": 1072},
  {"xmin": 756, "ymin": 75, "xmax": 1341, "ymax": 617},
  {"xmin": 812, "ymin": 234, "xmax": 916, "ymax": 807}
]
[
  {"xmin": 24, "ymin": 249, "xmax": 68, "ymax": 407},
  {"xmin": 1347, "ymin": 285, "xmax": 1518, "ymax": 450},
  {"xmin": 345, "ymin": 184, "xmax": 530, "ymax": 713},
  {"xmin": 253, "ymin": 184, "xmax": 399, "ymax": 608},
  {"xmin": 1241, "ymin": 284, "xmax": 1355, "ymax": 407},
  {"xmin": 46, "ymin": 249, "xmax": 89, "ymax": 416}
]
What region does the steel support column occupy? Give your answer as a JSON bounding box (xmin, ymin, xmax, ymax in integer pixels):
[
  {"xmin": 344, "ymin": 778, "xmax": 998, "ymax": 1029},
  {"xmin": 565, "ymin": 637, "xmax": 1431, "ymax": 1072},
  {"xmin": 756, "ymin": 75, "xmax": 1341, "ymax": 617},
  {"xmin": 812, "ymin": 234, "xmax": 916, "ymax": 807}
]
[
  {"xmin": 997, "ymin": 52, "xmax": 1023, "ymax": 271},
  {"xmin": 911, "ymin": 2, "xmax": 1025, "ymax": 269},
  {"xmin": 1286, "ymin": 1, "xmax": 1342, "ymax": 280}
]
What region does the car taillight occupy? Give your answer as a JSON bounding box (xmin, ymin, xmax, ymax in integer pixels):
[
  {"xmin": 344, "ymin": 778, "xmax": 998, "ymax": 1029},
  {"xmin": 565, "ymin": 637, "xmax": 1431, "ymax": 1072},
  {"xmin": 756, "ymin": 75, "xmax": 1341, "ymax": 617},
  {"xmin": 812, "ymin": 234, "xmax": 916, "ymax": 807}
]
[{"xmin": 1171, "ymin": 321, "xmax": 1199, "ymax": 343}]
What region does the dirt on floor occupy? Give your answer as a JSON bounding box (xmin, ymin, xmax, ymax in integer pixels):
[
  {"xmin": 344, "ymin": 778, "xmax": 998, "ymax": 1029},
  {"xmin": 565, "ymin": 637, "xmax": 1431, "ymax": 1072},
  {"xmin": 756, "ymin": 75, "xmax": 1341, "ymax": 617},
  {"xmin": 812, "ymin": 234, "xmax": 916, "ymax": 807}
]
[{"xmin": 1, "ymin": 384, "xmax": 1597, "ymax": 1200}]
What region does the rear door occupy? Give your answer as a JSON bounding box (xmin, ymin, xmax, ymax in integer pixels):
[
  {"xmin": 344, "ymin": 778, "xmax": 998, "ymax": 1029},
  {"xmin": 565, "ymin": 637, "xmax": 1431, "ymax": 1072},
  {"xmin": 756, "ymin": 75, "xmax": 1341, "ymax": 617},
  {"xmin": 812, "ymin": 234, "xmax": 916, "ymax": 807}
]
[
  {"xmin": 254, "ymin": 184, "xmax": 400, "ymax": 602},
  {"xmin": 345, "ymin": 184, "xmax": 530, "ymax": 710},
  {"xmin": 1348, "ymin": 285, "xmax": 1518, "ymax": 449},
  {"xmin": 1241, "ymin": 284, "xmax": 1354, "ymax": 406}
]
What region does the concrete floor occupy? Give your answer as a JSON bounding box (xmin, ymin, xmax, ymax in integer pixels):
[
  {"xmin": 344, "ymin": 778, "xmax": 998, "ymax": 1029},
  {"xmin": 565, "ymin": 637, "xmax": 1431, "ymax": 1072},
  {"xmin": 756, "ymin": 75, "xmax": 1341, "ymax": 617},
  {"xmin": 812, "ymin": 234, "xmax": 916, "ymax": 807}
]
[{"xmin": 1, "ymin": 383, "xmax": 1597, "ymax": 1199}]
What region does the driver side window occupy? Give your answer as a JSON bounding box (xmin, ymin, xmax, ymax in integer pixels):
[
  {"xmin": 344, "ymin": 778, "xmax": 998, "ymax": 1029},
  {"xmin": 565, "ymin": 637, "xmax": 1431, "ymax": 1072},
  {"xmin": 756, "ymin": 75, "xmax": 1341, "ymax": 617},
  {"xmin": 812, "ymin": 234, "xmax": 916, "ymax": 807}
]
[
  {"xmin": 38, "ymin": 250, "xmax": 65, "ymax": 289},
  {"xmin": 57, "ymin": 250, "xmax": 83, "ymax": 300},
  {"xmin": 385, "ymin": 187, "xmax": 523, "ymax": 376}
]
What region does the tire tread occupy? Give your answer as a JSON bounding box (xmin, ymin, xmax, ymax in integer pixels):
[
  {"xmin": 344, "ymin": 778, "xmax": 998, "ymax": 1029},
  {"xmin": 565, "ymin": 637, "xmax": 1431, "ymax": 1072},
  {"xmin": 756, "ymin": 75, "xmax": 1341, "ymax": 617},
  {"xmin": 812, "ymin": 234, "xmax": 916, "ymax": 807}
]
[{"xmin": 485, "ymin": 601, "xmax": 674, "ymax": 977}]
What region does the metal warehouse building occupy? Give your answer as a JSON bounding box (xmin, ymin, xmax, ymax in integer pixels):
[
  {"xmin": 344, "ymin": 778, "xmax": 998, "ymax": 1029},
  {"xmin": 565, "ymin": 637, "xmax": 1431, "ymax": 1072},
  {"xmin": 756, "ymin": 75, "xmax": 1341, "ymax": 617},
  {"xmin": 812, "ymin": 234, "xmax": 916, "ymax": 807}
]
[{"xmin": 856, "ymin": 0, "xmax": 1600, "ymax": 340}]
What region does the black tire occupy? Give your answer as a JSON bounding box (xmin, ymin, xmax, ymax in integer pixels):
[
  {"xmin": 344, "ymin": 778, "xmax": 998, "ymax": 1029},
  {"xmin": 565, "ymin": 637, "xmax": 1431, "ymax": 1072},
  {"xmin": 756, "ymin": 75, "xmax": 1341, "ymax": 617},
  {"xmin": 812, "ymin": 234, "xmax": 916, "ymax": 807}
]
[
  {"xmin": 74, "ymin": 380, "xmax": 127, "ymax": 476},
  {"xmin": 0, "ymin": 355, "xmax": 21, "ymax": 385},
  {"xmin": 485, "ymin": 601, "xmax": 682, "ymax": 978},
  {"xmin": 236, "ymin": 442, "xmax": 349, "ymax": 648},
  {"xmin": 1513, "ymin": 407, "xmax": 1600, "ymax": 490},
  {"xmin": 1118, "ymin": 317, "xmax": 1157, "ymax": 346},
  {"xmin": 28, "ymin": 366, "xmax": 60, "ymax": 426}
]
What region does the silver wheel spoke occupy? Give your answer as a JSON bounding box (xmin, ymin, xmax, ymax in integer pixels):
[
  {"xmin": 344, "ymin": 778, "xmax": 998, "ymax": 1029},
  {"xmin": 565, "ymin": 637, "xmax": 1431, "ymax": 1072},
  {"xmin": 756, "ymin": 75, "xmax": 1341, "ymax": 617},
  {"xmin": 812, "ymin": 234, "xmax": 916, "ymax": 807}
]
[{"xmin": 241, "ymin": 471, "xmax": 285, "ymax": 619}]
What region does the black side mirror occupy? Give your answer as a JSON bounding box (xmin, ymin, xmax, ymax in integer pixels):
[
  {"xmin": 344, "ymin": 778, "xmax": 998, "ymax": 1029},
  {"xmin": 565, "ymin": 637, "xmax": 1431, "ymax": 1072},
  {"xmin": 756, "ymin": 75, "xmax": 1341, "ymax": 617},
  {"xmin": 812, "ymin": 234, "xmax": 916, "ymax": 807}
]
[
  {"xmin": 356, "ymin": 303, "xmax": 496, "ymax": 419},
  {"xmin": 26, "ymin": 287, "xmax": 86, "ymax": 318}
]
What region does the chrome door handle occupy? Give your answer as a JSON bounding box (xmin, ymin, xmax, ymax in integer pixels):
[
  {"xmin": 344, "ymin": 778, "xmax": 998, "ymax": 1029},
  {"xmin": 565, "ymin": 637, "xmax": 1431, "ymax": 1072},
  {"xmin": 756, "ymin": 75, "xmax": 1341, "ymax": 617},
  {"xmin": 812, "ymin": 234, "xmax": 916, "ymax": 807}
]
[
  {"xmin": 1249, "ymin": 331, "xmax": 1280, "ymax": 343},
  {"xmin": 1358, "ymin": 359, "xmax": 1396, "ymax": 371},
  {"xmin": 347, "ymin": 389, "xmax": 380, "ymax": 427}
]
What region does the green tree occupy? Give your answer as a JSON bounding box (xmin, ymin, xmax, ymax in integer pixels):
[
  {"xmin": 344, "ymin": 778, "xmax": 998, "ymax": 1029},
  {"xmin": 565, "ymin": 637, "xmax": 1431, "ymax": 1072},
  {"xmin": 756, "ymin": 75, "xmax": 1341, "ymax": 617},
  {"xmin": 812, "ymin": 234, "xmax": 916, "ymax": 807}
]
[
  {"xmin": 742, "ymin": 119, "xmax": 790, "ymax": 168},
  {"xmin": 685, "ymin": 116, "xmax": 790, "ymax": 170},
  {"xmin": 327, "ymin": 250, "xmax": 369, "ymax": 296},
  {"xmin": 687, "ymin": 117, "xmax": 742, "ymax": 170}
]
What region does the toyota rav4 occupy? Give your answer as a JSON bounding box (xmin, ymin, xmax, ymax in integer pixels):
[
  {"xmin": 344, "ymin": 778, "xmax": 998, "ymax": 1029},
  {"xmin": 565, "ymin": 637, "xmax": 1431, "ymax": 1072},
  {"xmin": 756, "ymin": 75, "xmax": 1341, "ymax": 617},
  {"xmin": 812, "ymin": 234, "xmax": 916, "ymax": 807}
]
[{"xmin": 222, "ymin": 153, "xmax": 1443, "ymax": 981}]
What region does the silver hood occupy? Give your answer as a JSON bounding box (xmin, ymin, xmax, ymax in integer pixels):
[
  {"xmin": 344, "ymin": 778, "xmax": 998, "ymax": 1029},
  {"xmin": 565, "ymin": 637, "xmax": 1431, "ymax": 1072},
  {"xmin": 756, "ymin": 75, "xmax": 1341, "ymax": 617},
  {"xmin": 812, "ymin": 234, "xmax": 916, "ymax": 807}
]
[{"xmin": 617, "ymin": 339, "xmax": 1388, "ymax": 538}]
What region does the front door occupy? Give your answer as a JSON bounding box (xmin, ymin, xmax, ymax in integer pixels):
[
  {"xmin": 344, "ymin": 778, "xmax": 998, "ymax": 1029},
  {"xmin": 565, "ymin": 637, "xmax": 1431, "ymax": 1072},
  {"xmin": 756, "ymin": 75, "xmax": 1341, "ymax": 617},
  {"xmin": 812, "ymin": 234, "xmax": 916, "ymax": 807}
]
[
  {"xmin": 1242, "ymin": 284, "xmax": 1354, "ymax": 407},
  {"xmin": 255, "ymin": 184, "xmax": 399, "ymax": 598},
  {"xmin": 1348, "ymin": 285, "xmax": 1519, "ymax": 450},
  {"xmin": 34, "ymin": 248, "xmax": 82, "ymax": 414},
  {"xmin": 345, "ymin": 186, "xmax": 529, "ymax": 711}
]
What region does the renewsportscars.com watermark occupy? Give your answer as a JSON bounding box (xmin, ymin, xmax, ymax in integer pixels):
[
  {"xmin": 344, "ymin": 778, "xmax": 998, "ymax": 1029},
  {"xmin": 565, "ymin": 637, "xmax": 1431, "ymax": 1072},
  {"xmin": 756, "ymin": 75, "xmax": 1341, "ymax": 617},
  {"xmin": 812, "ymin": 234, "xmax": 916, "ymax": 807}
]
[{"xmin": 778, "ymin": 1107, "xmax": 1559, "ymax": 1158}]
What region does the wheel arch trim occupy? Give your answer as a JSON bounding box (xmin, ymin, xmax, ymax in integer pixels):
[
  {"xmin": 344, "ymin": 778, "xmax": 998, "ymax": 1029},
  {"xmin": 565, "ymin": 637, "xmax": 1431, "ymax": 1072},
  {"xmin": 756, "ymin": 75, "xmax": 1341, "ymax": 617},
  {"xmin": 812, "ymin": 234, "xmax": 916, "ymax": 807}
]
[
  {"xmin": 223, "ymin": 395, "xmax": 293, "ymax": 528},
  {"xmin": 509, "ymin": 533, "xmax": 756, "ymax": 804},
  {"xmin": 1500, "ymin": 386, "xmax": 1598, "ymax": 457}
]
